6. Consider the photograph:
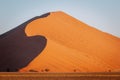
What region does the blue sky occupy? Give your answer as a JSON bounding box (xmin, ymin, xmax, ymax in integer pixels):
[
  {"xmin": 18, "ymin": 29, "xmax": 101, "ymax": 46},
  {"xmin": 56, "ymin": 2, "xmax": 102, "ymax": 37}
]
[{"xmin": 0, "ymin": 0, "xmax": 120, "ymax": 37}]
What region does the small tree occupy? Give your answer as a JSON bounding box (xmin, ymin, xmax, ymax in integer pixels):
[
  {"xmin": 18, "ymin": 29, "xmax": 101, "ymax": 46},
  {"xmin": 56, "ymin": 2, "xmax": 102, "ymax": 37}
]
[
  {"xmin": 44, "ymin": 68, "xmax": 50, "ymax": 72},
  {"xmin": 29, "ymin": 69, "xmax": 38, "ymax": 72},
  {"xmin": 108, "ymin": 69, "xmax": 111, "ymax": 72},
  {"xmin": 73, "ymin": 69, "xmax": 81, "ymax": 72},
  {"xmin": 73, "ymin": 69, "xmax": 76, "ymax": 72}
]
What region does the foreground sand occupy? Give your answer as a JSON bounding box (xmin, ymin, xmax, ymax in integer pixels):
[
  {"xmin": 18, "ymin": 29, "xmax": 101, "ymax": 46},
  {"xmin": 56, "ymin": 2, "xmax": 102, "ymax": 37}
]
[{"xmin": 0, "ymin": 72, "xmax": 120, "ymax": 80}]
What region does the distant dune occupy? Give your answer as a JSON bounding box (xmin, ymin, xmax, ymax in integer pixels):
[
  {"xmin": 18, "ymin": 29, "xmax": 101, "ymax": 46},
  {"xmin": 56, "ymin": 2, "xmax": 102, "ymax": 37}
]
[{"xmin": 0, "ymin": 11, "xmax": 120, "ymax": 72}]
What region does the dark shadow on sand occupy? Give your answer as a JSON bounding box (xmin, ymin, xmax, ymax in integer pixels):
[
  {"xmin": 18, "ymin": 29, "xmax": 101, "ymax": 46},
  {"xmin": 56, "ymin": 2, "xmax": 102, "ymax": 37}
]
[{"xmin": 0, "ymin": 12, "xmax": 50, "ymax": 72}]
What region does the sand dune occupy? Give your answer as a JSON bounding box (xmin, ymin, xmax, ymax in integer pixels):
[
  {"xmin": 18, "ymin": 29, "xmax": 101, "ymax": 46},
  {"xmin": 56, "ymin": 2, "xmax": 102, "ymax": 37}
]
[
  {"xmin": 0, "ymin": 11, "xmax": 119, "ymax": 72},
  {"xmin": 20, "ymin": 11, "xmax": 120, "ymax": 72}
]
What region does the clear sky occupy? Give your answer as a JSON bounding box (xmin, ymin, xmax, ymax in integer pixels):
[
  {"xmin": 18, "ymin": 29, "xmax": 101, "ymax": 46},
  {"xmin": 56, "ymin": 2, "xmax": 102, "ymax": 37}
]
[{"xmin": 0, "ymin": 0, "xmax": 120, "ymax": 37}]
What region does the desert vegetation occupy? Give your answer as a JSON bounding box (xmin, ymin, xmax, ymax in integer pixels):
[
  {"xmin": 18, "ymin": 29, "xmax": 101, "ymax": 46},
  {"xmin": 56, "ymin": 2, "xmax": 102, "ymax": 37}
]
[
  {"xmin": 28, "ymin": 68, "xmax": 50, "ymax": 72},
  {"xmin": 29, "ymin": 69, "xmax": 38, "ymax": 72}
]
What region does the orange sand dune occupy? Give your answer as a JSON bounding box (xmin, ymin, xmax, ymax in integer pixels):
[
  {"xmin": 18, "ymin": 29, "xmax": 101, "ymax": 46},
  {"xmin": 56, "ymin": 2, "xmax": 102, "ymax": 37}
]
[{"xmin": 20, "ymin": 11, "xmax": 120, "ymax": 72}]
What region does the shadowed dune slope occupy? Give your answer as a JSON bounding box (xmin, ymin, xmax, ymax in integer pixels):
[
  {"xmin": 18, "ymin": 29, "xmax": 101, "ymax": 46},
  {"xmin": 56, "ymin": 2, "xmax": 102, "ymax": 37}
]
[
  {"xmin": 20, "ymin": 11, "xmax": 120, "ymax": 72},
  {"xmin": 0, "ymin": 13, "xmax": 49, "ymax": 72}
]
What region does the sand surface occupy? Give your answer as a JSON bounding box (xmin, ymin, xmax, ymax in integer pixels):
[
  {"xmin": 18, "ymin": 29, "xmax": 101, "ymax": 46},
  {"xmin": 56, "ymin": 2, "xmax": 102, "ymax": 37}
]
[{"xmin": 20, "ymin": 11, "xmax": 120, "ymax": 72}]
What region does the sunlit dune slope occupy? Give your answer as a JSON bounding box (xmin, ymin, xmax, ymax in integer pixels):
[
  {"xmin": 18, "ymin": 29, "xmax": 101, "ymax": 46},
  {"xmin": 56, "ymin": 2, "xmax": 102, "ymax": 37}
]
[
  {"xmin": 20, "ymin": 38, "xmax": 112, "ymax": 72},
  {"xmin": 20, "ymin": 11, "xmax": 120, "ymax": 72}
]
